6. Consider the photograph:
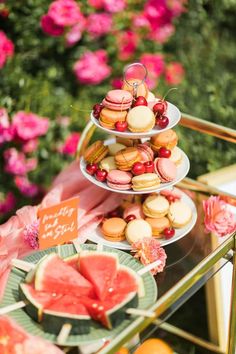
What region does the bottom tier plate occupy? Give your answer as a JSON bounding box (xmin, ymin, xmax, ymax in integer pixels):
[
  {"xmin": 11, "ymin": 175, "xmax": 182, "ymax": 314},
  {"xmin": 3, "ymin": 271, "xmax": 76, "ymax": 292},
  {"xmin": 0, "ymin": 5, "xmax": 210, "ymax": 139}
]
[{"xmin": 87, "ymin": 189, "xmax": 197, "ymax": 250}]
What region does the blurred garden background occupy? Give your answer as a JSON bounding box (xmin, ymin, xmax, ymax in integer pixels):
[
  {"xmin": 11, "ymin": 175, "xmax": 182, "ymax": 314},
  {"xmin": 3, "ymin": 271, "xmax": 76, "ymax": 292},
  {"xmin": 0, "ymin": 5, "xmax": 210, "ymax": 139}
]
[{"xmin": 1, "ymin": 0, "xmax": 236, "ymax": 222}]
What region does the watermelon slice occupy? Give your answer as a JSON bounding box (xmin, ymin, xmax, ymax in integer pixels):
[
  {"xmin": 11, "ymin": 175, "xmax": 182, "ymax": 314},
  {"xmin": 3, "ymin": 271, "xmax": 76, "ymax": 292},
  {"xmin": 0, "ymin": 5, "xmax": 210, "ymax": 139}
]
[
  {"xmin": 79, "ymin": 251, "xmax": 119, "ymax": 300},
  {"xmin": 64, "ymin": 254, "xmax": 79, "ymax": 270},
  {"xmin": 0, "ymin": 316, "xmax": 28, "ymax": 354},
  {"xmin": 45, "ymin": 294, "xmax": 89, "ymax": 316},
  {"xmin": 35, "ymin": 253, "xmax": 94, "ymax": 297},
  {"xmin": 112, "ymin": 265, "xmax": 145, "ymax": 298}
]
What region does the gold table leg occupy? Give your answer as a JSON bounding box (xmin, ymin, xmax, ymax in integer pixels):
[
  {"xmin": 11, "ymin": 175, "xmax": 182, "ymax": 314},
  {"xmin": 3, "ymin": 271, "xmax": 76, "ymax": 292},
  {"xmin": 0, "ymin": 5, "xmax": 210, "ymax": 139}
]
[{"xmin": 228, "ymin": 246, "xmax": 236, "ymax": 354}]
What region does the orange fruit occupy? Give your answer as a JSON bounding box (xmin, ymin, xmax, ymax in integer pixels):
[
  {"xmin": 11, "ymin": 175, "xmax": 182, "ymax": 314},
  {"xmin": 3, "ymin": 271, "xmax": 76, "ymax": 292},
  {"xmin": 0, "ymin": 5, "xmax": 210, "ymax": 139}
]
[
  {"xmin": 116, "ymin": 348, "xmax": 129, "ymax": 354},
  {"xmin": 134, "ymin": 338, "xmax": 173, "ymax": 354}
]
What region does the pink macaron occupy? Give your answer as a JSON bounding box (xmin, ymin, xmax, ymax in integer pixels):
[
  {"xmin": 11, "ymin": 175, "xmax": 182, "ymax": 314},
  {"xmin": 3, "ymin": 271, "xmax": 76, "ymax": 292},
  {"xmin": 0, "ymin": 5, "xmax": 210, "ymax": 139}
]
[
  {"xmin": 137, "ymin": 143, "xmax": 154, "ymax": 162},
  {"xmin": 102, "ymin": 90, "xmax": 133, "ymax": 111},
  {"xmin": 160, "ymin": 187, "xmax": 181, "ymax": 200},
  {"xmin": 154, "ymin": 157, "xmax": 177, "ymax": 182},
  {"xmin": 123, "ymin": 203, "xmax": 145, "ymax": 220},
  {"xmin": 107, "ymin": 170, "xmax": 132, "ymax": 190}
]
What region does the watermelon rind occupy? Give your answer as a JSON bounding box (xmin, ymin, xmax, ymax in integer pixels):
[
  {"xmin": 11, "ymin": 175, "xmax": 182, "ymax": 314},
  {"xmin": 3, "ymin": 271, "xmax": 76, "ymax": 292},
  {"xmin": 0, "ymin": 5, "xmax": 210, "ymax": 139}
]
[
  {"xmin": 34, "ymin": 253, "xmax": 58, "ymax": 291},
  {"xmin": 105, "ymin": 291, "xmax": 138, "ymax": 329},
  {"xmin": 25, "ymin": 254, "xmax": 48, "ymax": 284},
  {"xmin": 19, "ymin": 283, "xmax": 92, "ymax": 335}
]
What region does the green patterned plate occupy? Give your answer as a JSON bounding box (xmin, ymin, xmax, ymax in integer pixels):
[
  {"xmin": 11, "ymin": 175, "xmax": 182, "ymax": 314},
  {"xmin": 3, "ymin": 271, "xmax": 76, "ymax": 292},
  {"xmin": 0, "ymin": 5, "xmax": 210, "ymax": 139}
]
[{"xmin": 0, "ymin": 244, "xmax": 157, "ymax": 346}]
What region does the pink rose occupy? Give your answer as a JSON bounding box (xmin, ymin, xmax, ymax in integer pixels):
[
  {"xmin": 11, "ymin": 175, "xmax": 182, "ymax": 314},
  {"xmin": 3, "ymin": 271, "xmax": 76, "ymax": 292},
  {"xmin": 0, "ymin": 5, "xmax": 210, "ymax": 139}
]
[
  {"xmin": 65, "ymin": 18, "xmax": 86, "ymax": 46},
  {"xmin": 48, "ymin": 0, "xmax": 83, "ymax": 26},
  {"xmin": 117, "ymin": 30, "xmax": 138, "ymax": 61},
  {"xmin": 22, "ymin": 139, "xmax": 39, "ymax": 153},
  {"xmin": 0, "ymin": 31, "xmax": 14, "ymax": 69},
  {"xmin": 0, "ymin": 108, "xmax": 14, "ymax": 144},
  {"xmin": 59, "ymin": 132, "xmax": 80, "ymax": 155},
  {"xmin": 140, "ymin": 53, "xmax": 165, "ymax": 89},
  {"xmin": 104, "ymin": 0, "xmax": 126, "ymax": 13},
  {"xmin": 167, "ymin": 0, "xmax": 187, "ymax": 17},
  {"xmin": 133, "ymin": 14, "xmax": 151, "ymax": 30},
  {"xmin": 14, "ymin": 176, "xmax": 40, "ymax": 198},
  {"xmin": 12, "ymin": 111, "xmax": 49, "ymax": 141},
  {"xmin": 73, "ymin": 50, "xmax": 111, "ymax": 85},
  {"xmin": 165, "ymin": 62, "xmax": 185, "ymax": 85},
  {"xmin": 41, "ymin": 14, "xmax": 64, "ymax": 37},
  {"xmin": 4, "ymin": 148, "xmax": 37, "ymax": 175},
  {"xmin": 88, "ymin": 0, "xmax": 104, "ymax": 9},
  {"xmin": 203, "ymin": 196, "xmax": 236, "ymax": 237},
  {"xmin": 111, "ymin": 77, "xmax": 123, "ymax": 89},
  {"xmin": 150, "ymin": 23, "xmax": 175, "ymax": 43},
  {"xmin": 87, "ymin": 13, "xmax": 112, "ymax": 38},
  {"xmin": 0, "ymin": 192, "xmax": 16, "ymax": 215}
]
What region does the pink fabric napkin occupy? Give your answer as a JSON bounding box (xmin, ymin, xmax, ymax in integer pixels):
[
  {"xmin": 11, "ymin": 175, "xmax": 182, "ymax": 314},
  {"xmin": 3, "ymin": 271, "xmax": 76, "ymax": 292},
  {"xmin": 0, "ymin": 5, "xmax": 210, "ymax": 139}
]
[{"xmin": 0, "ymin": 159, "xmax": 123, "ymax": 300}]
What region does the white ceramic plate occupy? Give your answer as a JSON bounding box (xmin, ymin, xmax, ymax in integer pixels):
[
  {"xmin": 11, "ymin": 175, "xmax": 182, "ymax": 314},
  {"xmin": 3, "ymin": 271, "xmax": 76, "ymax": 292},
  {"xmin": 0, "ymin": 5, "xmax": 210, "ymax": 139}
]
[
  {"xmin": 87, "ymin": 189, "xmax": 197, "ymax": 250},
  {"xmin": 91, "ymin": 101, "xmax": 181, "ymax": 139},
  {"xmin": 80, "ymin": 149, "xmax": 190, "ymax": 195}
]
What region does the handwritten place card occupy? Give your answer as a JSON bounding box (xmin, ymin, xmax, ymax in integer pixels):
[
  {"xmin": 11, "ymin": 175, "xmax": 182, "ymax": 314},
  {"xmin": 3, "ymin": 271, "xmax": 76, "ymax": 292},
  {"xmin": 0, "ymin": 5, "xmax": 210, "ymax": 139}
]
[{"xmin": 38, "ymin": 197, "xmax": 79, "ymax": 249}]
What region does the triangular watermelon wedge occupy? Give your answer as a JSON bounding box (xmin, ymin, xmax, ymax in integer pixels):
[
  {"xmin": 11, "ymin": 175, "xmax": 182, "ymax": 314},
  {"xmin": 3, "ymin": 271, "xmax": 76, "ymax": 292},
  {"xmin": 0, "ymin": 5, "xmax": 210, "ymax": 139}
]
[
  {"xmin": 78, "ymin": 251, "xmax": 119, "ymax": 300},
  {"xmin": 35, "ymin": 253, "xmax": 94, "ymax": 297}
]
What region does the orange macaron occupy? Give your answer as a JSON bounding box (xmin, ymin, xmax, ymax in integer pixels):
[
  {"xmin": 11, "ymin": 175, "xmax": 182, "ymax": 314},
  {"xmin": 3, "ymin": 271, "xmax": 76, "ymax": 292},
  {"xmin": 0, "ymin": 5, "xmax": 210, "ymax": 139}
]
[
  {"xmin": 84, "ymin": 140, "xmax": 108, "ymax": 163},
  {"xmin": 145, "ymin": 217, "xmax": 170, "ymax": 238},
  {"xmin": 150, "ymin": 129, "xmax": 178, "ymax": 152},
  {"xmin": 101, "ymin": 217, "xmax": 127, "ymax": 242},
  {"xmin": 99, "ymin": 108, "xmax": 127, "ymax": 130},
  {"xmin": 115, "ymin": 147, "xmax": 141, "ymax": 171}
]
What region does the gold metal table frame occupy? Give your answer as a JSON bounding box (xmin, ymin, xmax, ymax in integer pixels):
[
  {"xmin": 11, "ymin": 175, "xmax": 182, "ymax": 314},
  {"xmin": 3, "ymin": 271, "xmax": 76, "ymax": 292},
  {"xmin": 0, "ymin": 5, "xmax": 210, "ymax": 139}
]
[{"xmin": 77, "ymin": 113, "xmax": 236, "ymax": 354}]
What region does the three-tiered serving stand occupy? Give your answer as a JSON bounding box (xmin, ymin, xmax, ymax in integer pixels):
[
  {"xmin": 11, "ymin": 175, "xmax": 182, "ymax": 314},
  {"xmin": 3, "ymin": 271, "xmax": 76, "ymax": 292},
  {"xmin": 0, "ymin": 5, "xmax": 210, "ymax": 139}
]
[{"xmin": 77, "ymin": 63, "xmax": 197, "ymax": 249}]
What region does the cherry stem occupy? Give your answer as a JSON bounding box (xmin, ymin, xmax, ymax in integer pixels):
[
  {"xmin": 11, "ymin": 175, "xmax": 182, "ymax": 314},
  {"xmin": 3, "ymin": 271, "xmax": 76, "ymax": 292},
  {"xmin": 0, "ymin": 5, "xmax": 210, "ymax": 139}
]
[
  {"xmin": 70, "ymin": 105, "xmax": 91, "ymax": 113},
  {"xmin": 162, "ymin": 87, "xmax": 178, "ymax": 101}
]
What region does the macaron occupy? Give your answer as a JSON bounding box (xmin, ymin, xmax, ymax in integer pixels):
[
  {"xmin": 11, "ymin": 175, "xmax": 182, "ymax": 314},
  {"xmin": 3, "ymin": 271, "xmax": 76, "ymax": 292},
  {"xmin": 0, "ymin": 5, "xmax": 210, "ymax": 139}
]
[
  {"xmin": 125, "ymin": 219, "xmax": 152, "ymax": 244},
  {"xmin": 127, "ymin": 106, "xmax": 155, "ymax": 133},
  {"xmin": 115, "ymin": 147, "xmax": 140, "ymax": 171},
  {"xmin": 84, "ymin": 140, "xmax": 108, "ymax": 164},
  {"xmin": 160, "ymin": 187, "xmax": 182, "ymax": 201},
  {"xmin": 137, "ymin": 143, "xmax": 154, "ymax": 162},
  {"xmin": 101, "ymin": 217, "xmax": 127, "ymax": 242},
  {"xmin": 147, "ymin": 91, "xmax": 156, "ymax": 102},
  {"xmin": 122, "ymin": 79, "xmax": 149, "ymax": 98},
  {"xmin": 108, "ymin": 143, "xmax": 126, "ymax": 156},
  {"xmin": 146, "ymin": 217, "xmax": 170, "ymax": 237},
  {"xmin": 123, "ymin": 203, "xmax": 144, "ymax": 220},
  {"xmin": 116, "ymin": 137, "xmax": 142, "ymax": 147},
  {"xmin": 102, "ymin": 89, "xmax": 133, "ymax": 111},
  {"xmin": 99, "ymin": 108, "xmax": 127, "ymax": 130},
  {"xmin": 100, "ymin": 156, "xmax": 117, "ymax": 172},
  {"xmin": 132, "ymin": 173, "xmax": 160, "ymax": 192},
  {"xmin": 170, "ymin": 146, "xmax": 182, "ymax": 165},
  {"xmin": 143, "ymin": 195, "xmax": 169, "ymax": 218},
  {"xmin": 154, "ymin": 158, "xmax": 177, "ymax": 182},
  {"xmin": 168, "ymin": 201, "xmax": 192, "ymax": 228},
  {"xmin": 150, "ymin": 129, "xmax": 178, "ymax": 152},
  {"xmin": 107, "ymin": 170, "xmax": 132, "ymax": 190}
]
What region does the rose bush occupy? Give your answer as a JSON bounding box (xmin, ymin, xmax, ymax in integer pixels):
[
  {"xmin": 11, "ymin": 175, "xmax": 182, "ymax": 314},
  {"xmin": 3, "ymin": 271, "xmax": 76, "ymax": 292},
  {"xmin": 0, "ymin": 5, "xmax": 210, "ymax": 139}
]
[{"xmin": 0, "ymin": 0, "xmax": 236, "ymax": 222}]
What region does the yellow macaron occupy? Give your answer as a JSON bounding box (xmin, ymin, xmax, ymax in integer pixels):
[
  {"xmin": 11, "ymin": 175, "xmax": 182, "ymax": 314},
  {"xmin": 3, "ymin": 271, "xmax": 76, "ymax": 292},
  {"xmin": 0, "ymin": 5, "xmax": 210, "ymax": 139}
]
[
  {"xmin": 127, "ymin": 106, "xmax": 155, "ymax": 133},
  {"xmin": 143, "ymin": 195, "xmax": 170, "ymax": 218},
  {"xmin": 132, "ymin": 173, "xmax": 160, "ymax": 191}
]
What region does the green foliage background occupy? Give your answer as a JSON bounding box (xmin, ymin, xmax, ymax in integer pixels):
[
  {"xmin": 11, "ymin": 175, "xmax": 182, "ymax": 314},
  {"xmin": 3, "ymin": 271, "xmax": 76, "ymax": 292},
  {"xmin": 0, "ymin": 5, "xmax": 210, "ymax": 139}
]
[{"xmin": 0, "ymin": 0, "xmax": 236, "ymax": 214}]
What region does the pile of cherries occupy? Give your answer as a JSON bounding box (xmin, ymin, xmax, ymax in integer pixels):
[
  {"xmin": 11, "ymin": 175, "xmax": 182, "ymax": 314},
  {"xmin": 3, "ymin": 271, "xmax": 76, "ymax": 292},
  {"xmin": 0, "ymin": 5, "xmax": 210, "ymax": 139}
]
[{"xmin": 92, "ymin": 96, "xmax": 169, "ymax": 132}]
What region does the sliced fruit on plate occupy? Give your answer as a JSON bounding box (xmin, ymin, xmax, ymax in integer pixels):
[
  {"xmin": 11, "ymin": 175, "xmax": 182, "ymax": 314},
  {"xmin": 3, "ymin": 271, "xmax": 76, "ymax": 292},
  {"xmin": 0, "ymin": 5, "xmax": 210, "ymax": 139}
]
[
  {"xmin": 0, "ymin": 316, "xmax": 27, "ymax": 353},
  {"xmin": 34, "ymin": 253, "xmax": 94, "ymax": 297},
  {"xmin": 112, "ymin": 265, "xmax": 145, "ymax": 298},
  {"xmin": 80, "ymin": 291, "xmax": 138, "ymax": 329},
  {"xmin": 78, "ymin": 251, "xmax": 119, "ymax": 300},
  {"xmin": 19, "ymin": 283, "xmax": 63, "ymax": 321},
  {"xmin": 64, "ymin": 254, "xmax": 79, "ymax": 270}
]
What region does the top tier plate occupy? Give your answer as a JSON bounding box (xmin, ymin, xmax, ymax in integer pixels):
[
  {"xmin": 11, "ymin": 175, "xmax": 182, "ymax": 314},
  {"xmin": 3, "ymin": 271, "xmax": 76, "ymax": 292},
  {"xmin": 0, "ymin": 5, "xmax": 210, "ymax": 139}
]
[{"xmin": 90, "ymin": 101, "xmax": 181, "ymax": 139}]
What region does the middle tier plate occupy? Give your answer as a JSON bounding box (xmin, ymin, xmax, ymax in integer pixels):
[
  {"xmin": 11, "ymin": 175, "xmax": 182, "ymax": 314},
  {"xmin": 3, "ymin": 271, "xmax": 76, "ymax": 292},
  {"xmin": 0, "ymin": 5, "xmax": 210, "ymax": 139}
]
[{"xmin": 80, "ymin": 149, "xmax": 190, "ymax": 195}]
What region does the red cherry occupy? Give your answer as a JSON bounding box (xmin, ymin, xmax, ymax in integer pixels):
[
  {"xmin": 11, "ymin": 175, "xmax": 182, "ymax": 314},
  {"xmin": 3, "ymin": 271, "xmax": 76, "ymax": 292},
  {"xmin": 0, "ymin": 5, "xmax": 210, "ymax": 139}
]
[
  {"xmin": 86, "ymin": 163, "xmax": 99, "ymax": 175},
  {"xmin": 144, "ymin": 161, "xmax": 154, "ymax": 173},
  {"xmin": 166, "ymin": 195, "xmax": 176, "ymax": 203},
  {"xmin": 93, "ymin": 103, "xmax": 103, "ymax": 112},
  {"xmin": 133, "ymin": 96, "xmax": 148, "ymax": 107},
  {"xmin": 95, "ymin": 169, "xmax": 108, "ymax": 182},
  {"xmin": 153, "ymin": 101, "xmax": 167, "ymax": 116},
  {"xmin": 158, "ymin": 147, "xmax": 171, "ymax": 158},
  {"xmin": 132, "ymin": 162, "xmax": 145, "ymax": 176},
  {"xmin": 156, "ymin": 115, "xmax": 169, "ymax": 129},
  {"xmin": 107, "ymin": 209, "xmax": 120, "ymax": 218},
  {"xmin": 163, "ymin": 227, "xmax": 175, "ymax": 239},
  {"xmin": 115, "ymin": 121, "xmax": 128, "ymax": 132},
  {"xmin": 125, "ymin": 214, "xmax": 136, "ymax": 223}
]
